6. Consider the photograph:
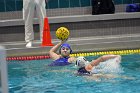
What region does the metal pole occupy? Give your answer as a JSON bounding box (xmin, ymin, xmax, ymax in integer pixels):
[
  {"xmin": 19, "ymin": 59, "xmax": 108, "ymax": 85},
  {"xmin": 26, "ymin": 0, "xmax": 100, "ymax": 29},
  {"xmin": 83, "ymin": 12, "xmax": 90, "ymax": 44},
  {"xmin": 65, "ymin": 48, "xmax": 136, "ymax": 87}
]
[{"xmin": 0, "ymin": 46, "xmax": 8, "ymax": 93}]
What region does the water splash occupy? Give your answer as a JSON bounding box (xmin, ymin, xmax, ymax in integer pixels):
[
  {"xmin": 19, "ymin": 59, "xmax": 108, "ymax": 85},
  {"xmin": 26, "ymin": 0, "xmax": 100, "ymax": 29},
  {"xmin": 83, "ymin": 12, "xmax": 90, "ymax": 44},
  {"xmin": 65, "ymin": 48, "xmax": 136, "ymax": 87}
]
[{"xmin": 93, "ymin": 57, "xmax": 123, "ymax": 74}]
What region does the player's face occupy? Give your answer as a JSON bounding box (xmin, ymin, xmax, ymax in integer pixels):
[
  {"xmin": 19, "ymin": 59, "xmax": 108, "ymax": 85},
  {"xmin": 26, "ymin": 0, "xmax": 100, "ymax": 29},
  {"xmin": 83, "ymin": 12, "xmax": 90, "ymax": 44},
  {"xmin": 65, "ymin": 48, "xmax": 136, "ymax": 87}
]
[{"xmin": 60, "ymin": 47, "xmax": 70, "ymax": 57}]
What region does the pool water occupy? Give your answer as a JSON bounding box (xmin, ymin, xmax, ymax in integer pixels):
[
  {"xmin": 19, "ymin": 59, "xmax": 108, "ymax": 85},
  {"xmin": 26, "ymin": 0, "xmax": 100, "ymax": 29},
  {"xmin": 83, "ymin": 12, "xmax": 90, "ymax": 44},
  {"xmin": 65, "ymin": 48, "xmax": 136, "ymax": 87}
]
[{"xmin": 8, "ymin": 54, "xmax": 140, "ymax": 93}]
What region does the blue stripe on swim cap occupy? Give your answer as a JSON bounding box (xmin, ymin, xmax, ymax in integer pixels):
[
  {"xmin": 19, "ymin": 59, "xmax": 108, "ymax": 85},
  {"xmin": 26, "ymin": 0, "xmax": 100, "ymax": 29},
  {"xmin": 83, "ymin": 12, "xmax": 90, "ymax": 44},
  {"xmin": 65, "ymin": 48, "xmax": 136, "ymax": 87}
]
[{"xmin": 59, "ymin": 43, "xmax": 72, "ymax": 54}]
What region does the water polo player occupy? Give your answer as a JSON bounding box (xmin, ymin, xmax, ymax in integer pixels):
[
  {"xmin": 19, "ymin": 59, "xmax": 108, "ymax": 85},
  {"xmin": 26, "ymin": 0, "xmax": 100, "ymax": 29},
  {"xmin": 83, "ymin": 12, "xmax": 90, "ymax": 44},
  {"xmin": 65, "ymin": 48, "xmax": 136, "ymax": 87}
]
[
  {"xmin": 75, "ymin": 55, "xmax": 121, "ymax": 76},
  {"xmin": 48, "ymin": 39, "xmax": 76, "ymax": 66}
]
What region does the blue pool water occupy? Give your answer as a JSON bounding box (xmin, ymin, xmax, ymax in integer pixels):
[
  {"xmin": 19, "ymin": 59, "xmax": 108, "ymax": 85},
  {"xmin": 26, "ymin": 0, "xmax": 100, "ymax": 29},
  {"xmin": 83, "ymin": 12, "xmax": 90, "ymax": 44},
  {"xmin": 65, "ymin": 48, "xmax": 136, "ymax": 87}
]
[{"xmin": 8, "ymin": 54, "xmax": 140, "ymax": 93}]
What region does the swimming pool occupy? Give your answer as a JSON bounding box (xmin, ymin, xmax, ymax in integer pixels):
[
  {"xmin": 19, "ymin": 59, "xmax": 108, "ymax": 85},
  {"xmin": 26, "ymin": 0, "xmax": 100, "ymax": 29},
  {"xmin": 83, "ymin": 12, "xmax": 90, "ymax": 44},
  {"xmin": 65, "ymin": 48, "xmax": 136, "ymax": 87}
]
[{"xmin": 8, "ymin": 54, "xmax": 140, "ymax": 93}]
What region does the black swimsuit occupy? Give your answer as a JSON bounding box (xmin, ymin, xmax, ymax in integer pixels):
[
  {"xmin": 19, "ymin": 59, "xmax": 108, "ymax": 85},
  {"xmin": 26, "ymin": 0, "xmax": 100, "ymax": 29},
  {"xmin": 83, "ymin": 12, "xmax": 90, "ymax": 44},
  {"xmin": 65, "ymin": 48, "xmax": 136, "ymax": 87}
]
[{"xmin": 77, "ymin": 67, "xmax": 91, "ymax": 76}]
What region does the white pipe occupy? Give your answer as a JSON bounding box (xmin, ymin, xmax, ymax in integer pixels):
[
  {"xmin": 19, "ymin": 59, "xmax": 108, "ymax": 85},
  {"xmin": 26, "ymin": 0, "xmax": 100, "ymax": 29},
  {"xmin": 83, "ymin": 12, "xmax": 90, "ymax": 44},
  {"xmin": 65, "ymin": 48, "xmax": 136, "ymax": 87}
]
[{"xmin": 0, "ymin": 46, "xmax": 8, "ymax": 93}]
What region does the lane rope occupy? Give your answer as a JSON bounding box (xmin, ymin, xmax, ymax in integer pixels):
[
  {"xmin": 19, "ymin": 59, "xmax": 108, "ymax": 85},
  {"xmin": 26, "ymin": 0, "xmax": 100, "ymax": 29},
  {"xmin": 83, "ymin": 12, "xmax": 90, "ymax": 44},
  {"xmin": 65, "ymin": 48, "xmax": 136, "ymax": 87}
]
[{"xmin": 7, "ymin": 49, "xmax": 140, "ymax": 61}]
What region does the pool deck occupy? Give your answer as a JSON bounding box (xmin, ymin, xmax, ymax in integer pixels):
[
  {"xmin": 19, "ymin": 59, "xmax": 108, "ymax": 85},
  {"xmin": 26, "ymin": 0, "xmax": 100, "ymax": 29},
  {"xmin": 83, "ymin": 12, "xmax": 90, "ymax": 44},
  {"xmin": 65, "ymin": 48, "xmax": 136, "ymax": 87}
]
[
  {"xmin": 0, "ymin": 12, "xmax": 140, "ymax": 57},
  {"xmin": 1, "ymin": 33, "xmax": 140, "ymax": 57}
]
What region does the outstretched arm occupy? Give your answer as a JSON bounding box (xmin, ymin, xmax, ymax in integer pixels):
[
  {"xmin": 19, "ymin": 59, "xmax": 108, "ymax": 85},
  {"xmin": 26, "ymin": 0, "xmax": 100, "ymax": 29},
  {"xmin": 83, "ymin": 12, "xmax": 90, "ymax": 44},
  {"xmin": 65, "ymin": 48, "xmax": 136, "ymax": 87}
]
[
  {"xmin": 49, "ymin": 40, "xmax": 67, "ymax": 60},
  {"xmin": 90, "ymin": 55, "xmax": 121, "ymax": 66}
]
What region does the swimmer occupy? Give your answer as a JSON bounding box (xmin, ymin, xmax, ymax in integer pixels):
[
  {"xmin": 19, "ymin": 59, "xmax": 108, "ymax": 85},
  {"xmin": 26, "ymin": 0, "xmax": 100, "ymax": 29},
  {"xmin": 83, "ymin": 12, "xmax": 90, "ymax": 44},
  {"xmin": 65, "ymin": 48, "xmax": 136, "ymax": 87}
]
[
  {"xmin": 48, "ymin": 39, "xmax": 76, "ymax": 66},
  {"xmin": 75, "ymin": 55, "xmax": 121, "ymax": 76}
]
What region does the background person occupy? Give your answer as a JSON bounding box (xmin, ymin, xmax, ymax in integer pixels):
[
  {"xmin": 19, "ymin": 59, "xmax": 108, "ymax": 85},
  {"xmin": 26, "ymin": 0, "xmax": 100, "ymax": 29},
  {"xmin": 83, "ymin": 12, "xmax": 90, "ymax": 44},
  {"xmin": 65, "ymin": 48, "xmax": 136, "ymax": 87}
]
[{"xmin": 23, "ymin": 0, "xmax": 47, "ymax": 48}]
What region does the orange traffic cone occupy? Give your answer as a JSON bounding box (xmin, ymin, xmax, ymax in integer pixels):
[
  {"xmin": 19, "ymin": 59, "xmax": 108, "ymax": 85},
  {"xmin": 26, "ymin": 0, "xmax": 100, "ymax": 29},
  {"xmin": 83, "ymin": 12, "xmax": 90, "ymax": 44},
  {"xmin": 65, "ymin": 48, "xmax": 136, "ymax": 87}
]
[{"xmin": 41, "ymin": 17, "xmax": 54, "ymax": 46}]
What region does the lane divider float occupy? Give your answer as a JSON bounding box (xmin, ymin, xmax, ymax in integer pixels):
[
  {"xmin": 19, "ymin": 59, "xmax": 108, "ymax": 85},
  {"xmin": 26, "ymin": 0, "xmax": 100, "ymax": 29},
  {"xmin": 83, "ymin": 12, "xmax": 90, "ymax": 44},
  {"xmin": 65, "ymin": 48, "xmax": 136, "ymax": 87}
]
[
  {"xmin": 7, "ymin": 55, "xmax": 50, "ymax": 61},
  {"xmin": 7, "ymin": 49, "xmax": 140, "ymax": 61}
]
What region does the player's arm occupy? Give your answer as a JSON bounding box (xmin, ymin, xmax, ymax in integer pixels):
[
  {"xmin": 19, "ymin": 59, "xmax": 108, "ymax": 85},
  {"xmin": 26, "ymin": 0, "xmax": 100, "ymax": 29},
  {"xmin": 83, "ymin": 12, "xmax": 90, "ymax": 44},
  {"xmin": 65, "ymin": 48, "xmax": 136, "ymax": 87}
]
[
  {"xmin": 90, "ymin": 55, "xmax": 121, "ymax": 66},
  {"xmin": 49, "ymin": 40, "xmax": 67, "ymax": 60}
]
